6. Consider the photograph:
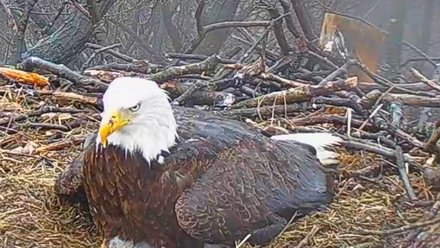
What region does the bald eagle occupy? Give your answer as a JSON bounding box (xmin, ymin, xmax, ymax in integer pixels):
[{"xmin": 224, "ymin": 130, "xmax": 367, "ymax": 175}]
[{"xmin": 55, "ymin": 77, "xmax": 342, "ymax": 248}]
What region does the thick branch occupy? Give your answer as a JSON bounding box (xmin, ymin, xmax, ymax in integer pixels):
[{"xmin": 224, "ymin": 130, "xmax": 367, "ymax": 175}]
[
  {"xmin": 426, "ymin": 123, "xmax": 440, "ymax": 163},
  {"xmin": 395, "ymin": 146, "xmax": 417, "ymax": 201},
  {"xmin": 87, "ymin": 63, "xmax": 162, "ymax": 75},
  {"xmin": 10, "ymin": 0, "xmax": 38, "ymax": 63},
  {"xmin": 18, "ymin": 56, "xmax": 107, "ymax": 88},
  {"xmin": 358, "ymin": 82, "xmax": 434, "ymax": 93},
  {"xmin": 290, "ymin": 0, "xmax": 315, "ymax": 41},
  {"xmin": 382, "ymin": 94, "xmax": 440, "ymax": 108},
  {"xmin": 220, "ymin": 103, "xmax": 322, "ymax": 119},
  {"xmin": 259, "ymin": 72, "xmax": 307, "ymax": 88},
  {"xmin": 339, "ymin": 137, "xmax": 421, "ymax": 166},
  {"xmin": 259, "ymin": 1, "xmax": 290, "ymax": 55},
  {"xmin": 160, "ymin": 81, "xmax": 234, "ymax": 107},
  {"xmin": 166, "ymin": 53, "xmax": 236, "ymax": 64},
  {"xmin": 0, "ymin": 0, "xmax": 17, "ymax": 31},
  {"xmin": 195, "ymin": 0, "xmax": 205, "ymax": 36},
  {"xmin": 426, "ymin": 124, "xmax": 440, "ymax": 153},
  {"xmin": 86, "ymin": 0, "xmax": 100, "ymax": 25},
  {"xmin": 410, "ymin": 67, "xmax": 440, "ymax": 92},
  {"xmin": 204, "ymin": 21, "xmax": 271, "ymax": 33},
  {"xmin": 231, "ymin": 77, "xmax": 358, "ymax": 109},
  {"xmin": 278, "ymin": 0, "xmax": 300, "ymax": 38},
  {"xmin": 0, "ymin": 106, "xmax": 83, "ymax": 126},
  {"xmin": 291, "ymin": 114, "xmax": 373, "ymax": 130},
  {"xmin": 160, "ymin": 2, "xmax": 183, "ymax": 52},
  {"xmin": 355, "ymin": 62, "xmax": 435, "ymax": 97},
  {"xmin": 148, "ymin": 55, "xmax": 221, "ymax": 83}
]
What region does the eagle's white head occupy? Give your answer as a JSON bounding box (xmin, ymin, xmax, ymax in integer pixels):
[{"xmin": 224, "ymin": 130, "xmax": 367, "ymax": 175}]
[{"xmin": 96, "ymin": 77, "xmax": 178, "ymax": 163}]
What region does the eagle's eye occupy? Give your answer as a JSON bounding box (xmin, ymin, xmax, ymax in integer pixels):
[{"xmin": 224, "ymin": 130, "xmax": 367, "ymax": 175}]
[{"xmin": 129, "ymin": 103, "xmax": 141, "ymax": 112}]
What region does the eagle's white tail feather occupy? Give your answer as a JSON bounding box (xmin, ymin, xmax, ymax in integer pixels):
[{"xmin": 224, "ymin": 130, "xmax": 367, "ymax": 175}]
[{"xmin": 271, "ymin": 133, "xmax": 342, "ymax": 165}]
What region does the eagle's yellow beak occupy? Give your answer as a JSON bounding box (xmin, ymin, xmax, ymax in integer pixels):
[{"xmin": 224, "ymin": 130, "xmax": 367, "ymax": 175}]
[{"xmin": 99, "ymin": 110, "xmax": 129, "ymax": 148}]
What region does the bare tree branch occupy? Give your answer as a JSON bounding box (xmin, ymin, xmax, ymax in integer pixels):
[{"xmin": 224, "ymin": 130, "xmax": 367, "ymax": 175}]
[
  {"xmin": 160, "ymin": 1, "xmax": 183, "ymax": 52},
  {"xmin": 9, "ymin": 0, "xmax": 39, "ymax": 64},
  {"xmin": 290, "ymin": 0, "xmax": 315, "ymax": 41},
  {"xmin": 86, "ymin": 0, "xmax": 100, "ymax": 25},
  {"xmin": 0, "ymin": 0, "xmax": 18, "ymax": 32},
  {"xmin": 85, "ymin": 43, "xmax": 135, "ymax": 62},
  {"xmin": 41, "ymin": 0, "xmax": 69, "ymax": 36},
  {"xmin": 258, "ymin": 0, "xmax": 290, "ymax": 55},
  {"xmin": 18, "ymin": 56, "xmax": 107, "ymax": 88}
]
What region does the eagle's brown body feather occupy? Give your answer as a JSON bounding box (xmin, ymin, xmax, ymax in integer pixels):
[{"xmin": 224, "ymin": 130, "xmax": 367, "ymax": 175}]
[{"xmin": 57, "ymin": 107, "xmax": 335, "ymax": 248}]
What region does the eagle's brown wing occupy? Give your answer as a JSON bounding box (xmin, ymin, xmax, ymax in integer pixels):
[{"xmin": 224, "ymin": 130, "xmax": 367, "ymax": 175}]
[
  {"xmin": 175, "ymin": 137, "xmax": 334, "ymax": 247},
  {"xmin": 54, "ymin": 134, "xmax": 96, "ymax": 202},
  {"xmin": 54, "ymin": 106, "xmax": 263, "ymax": 200}
]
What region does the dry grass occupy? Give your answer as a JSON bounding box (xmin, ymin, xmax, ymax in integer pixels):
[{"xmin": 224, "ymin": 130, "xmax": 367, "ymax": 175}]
[
  {"xmin": 1, "ymin": 82, "xmax": 439, "ymax": 248},
  {"xmin": 1, "ymin": 84, "xmax": 100, "ymax": 247}
]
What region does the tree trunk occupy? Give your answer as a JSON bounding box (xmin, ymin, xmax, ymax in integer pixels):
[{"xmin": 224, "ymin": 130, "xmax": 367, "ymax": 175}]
[
  {"xmin": 415, "ymin": 0, "xmax": 435, "ymax": 76},
  {"xmin": 13, "ymin": 0, "xmax": 53, "ymax": 34},
  {"xmin": 9, "ymin": 0, "xmax": 38, "ymax": 64},
  {"xmin": 160, "ymin": 1, "xmax": 182, "ymax": 52},
  {"xmin": 21, "ymin": 12, "xmax": 93, "ymax": 65},
  {"xmin": 195, "ymin": 0, "xmax": 241, "ymax": 55},
  {"xmin": 385, "ymin": 0, "xmax": 407, "ymax": 79},
  {"xmin": 20, "ymin": 1, "xmax": 116, "ymax": 65},
  {"xmin": 290, "ymin": 0, "xmax": 316, "ymax": 41}
]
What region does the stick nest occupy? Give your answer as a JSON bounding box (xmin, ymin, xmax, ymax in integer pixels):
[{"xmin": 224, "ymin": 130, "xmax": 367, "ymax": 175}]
[{"xmin": 0, "ymin": 80, "xmax": 439, "ymax": 248}]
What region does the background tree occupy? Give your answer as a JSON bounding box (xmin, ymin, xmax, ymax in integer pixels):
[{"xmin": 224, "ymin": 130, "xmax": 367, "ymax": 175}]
[{"xmin": 0, "ymin": 0, "xmax": 438, "ymax": 76}]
